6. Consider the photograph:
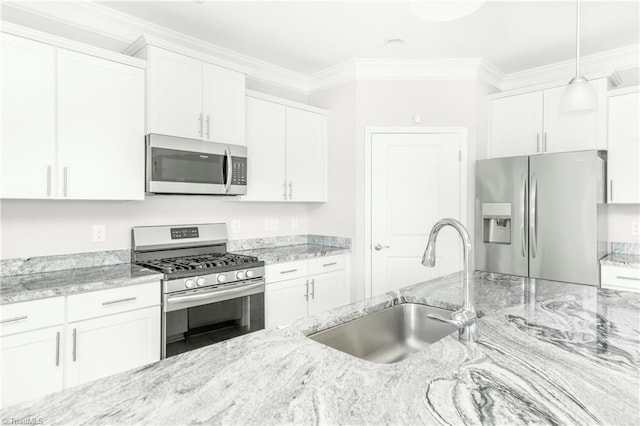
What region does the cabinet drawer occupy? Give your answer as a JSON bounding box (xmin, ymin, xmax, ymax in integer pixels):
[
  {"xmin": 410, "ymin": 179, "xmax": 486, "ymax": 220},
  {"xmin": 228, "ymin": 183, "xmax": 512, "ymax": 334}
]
[
  {"xmin": 601, "ymin": 266, "xmax": 640, "ymax": 292},
  {"xmin": 67, "ymin": 282, "xmax": 160, "ymax": 322},
  {"xmin": 308, "ymin": 254, "xmax": 345, "ymax": 275},
  {"xmin": 265, "ymin": 260, "xmax": 308, "ymax": 284},
  {"xmin": 1, "ymin": 297, "xmax": 65, "ymax": 336}
]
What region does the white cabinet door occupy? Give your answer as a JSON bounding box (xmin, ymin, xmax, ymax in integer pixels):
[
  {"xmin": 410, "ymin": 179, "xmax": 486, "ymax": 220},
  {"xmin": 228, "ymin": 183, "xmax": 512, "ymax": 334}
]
[
  {"xmin": 1, "ymin": 33, "xmax": 56, "ymax": 199},
  {"xmin": 308, "ymin": 271, "xmax": 347, "ymax": 316},
  {"xmin": 66, "ymin": 307, "xmax": 160, "ymax": 388},
  {"xmin": 488, "ymin": 92, "xmax": 543, "ymax": 158},
  {"xmin": 57, "ymin": 49, "xmax": 145, "ymax": 200},
  {"xmin": 285, "ymin": 107, "xmax": 327, "ymax": 201},
  {"xmin": 608, "ymin": 91, "xmax": 640, "ymax": 203},
  {"xmin": 147, "ymin": 47, "xmax": 203, "ymax": 140},
  {"xmin": 1, "ymin": 326, "xmax": 64, "ymax": 408},
  {"xmin": 542, "ymin": 78, "xmax": 608, "ymax": 154},
  {"xmin": 244, "ymin": 97, "xmax": 287, "ymax": 201},
  {"xmin": 203, "ymin": 64, "xmax": 246, "ymax": 145},
  {"xmin": 265, "ymin": 277, "xmax": 309, "ymax": 328}
]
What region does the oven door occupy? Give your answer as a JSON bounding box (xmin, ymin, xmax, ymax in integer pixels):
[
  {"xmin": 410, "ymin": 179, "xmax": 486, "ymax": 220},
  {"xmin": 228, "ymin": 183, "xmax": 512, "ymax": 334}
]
[
  {"xmin": 146, "ymin": 133, "xmax": 247, "ymax": 195},
  {"xmin": 162, "ymin": 278, "xmax": 264, "ymax": 358}
]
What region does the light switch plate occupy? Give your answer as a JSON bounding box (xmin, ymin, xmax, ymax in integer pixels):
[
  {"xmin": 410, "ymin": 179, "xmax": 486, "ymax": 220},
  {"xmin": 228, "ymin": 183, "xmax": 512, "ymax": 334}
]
[{"xmin": 231, "ymin": 220, "xmax": 241, "ymax": 234}]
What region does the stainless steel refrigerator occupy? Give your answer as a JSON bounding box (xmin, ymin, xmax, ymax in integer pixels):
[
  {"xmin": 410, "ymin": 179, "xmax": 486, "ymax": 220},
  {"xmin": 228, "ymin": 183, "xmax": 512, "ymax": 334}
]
[{"xmin": 475, "ymin": 150, "xmax": 607, "ymax": 286}]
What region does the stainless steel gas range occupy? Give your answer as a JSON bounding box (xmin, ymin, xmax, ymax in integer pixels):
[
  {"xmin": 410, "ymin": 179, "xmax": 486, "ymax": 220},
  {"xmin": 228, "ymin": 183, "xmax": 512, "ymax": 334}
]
[{"xmin": 132, "ymin": 223, "xmax": 265, "ymax": 358}]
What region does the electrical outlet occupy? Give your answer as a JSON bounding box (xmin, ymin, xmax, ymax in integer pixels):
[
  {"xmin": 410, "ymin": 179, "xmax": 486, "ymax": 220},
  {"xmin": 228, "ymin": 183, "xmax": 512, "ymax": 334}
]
[
  {"xmin": 264, "ymin": 218, "xmax": 279, "ymax": 231},
  {"xmin": 632, "ymin": 222, "xmax": 639, "ymax": 236},
  {"xmin": 92, "ymin": 224, "xmax": 106, "ymax": 242},
  {"xmin": 291, "ymin": 217, "xmax": 299, "ymax": 230},
  {"xmin": 231, "ymin": 220, "xmax": 241, "ymax": 234}
]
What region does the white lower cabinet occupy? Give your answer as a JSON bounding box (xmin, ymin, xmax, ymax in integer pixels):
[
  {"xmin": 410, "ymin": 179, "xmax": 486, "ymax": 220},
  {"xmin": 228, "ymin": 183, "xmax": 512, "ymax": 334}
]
[
  {"xmin": 1, "ymin": 326, "xmax": 64, "ymax": 408},
  {"xmin": 601, "ymin": 265, "xmax": 640, "ymax": 293},
  {"xmin": 66, "ymin": 306, "xmax": 160, "ymax": 387},
  {"xmin": 265, "ymin": 255, "xmax": 349, "ymax": 328},
  {"xmin": 0, "ymin": 282, "xmax": 161, "ymax": 408}
]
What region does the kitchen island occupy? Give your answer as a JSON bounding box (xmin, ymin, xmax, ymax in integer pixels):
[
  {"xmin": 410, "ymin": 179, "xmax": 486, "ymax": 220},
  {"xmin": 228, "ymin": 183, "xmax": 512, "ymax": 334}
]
[{"xmin": 2, "ymin": 272, "xmax": 638, "ymax": 425}]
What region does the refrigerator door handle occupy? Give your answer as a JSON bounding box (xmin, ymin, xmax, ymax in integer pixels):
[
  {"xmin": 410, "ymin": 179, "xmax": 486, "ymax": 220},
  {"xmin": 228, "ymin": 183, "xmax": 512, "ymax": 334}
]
[
  {"xmin": 530, "ymin": 175, "xmax": 538, "ymax": 258},
  {"xmin": 521, "ymin": 173, "xmax": 528, "ymax": 257}
]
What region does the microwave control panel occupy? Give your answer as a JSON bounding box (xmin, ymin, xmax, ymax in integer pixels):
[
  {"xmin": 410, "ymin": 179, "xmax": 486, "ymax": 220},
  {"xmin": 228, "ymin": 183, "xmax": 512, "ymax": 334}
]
[{"xmin": 231, "ymin": 158, "xmax": 247, "ymax": 186}]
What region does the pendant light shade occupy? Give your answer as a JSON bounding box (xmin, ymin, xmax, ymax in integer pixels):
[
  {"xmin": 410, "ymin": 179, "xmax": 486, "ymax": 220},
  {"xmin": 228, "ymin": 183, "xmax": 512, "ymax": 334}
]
[{"xmin": 560, "ymin": 0, "xmax": 598, "ymax": 114}]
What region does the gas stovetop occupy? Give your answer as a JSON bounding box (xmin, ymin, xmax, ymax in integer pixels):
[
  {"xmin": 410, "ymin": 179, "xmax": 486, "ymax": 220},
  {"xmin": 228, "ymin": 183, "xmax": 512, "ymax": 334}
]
[{"xmin": 136, "ymin": 253, "xmax": 261, "ymax": 275}]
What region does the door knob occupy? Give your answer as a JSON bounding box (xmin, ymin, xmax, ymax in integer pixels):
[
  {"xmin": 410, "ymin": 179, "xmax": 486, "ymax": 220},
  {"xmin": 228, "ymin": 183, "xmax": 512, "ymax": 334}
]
[{"xmin": 374, "ymin": 244, "xmax": 390, "ymax": 251}]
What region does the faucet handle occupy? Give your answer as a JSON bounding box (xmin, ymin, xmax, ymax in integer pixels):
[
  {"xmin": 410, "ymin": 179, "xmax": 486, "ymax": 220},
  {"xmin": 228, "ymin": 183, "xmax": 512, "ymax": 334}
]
[
  {"xmin": 427, "ymin": 313, "xmax": 464, "ymax": 327},
  {"xmin": 427, "ymin": 310, "xmax": 477, "ymax": 328}
]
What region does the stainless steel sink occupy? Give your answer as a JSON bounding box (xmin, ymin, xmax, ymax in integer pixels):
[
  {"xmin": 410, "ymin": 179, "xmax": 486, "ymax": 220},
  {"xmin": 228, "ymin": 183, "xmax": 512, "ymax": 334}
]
[{"xmin": 308, "ymin": 303, "xmax": 457, "ymax": 364}]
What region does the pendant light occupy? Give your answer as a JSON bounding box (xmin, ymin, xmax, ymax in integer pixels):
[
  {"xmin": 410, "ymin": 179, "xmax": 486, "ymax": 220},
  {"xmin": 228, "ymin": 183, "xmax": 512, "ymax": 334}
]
[{"xmin": 560, "ymin": 0, "xmax": 598, "ymax": 114}]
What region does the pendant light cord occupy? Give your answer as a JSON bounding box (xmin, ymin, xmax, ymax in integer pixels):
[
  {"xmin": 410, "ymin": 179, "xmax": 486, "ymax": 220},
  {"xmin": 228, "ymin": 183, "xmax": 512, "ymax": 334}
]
[{"xmin": 575, "ymin": 0, "xmax": 581, "ymax": 76}]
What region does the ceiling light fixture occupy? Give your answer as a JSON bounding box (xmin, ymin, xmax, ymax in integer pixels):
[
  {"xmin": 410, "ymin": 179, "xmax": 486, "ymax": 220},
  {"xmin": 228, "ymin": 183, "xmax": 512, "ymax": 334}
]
[
  {"xmin": 560, "ymin": 0, "xmax": 598, "ymax": 114},
  {"xmin": 411, "ymin": 1, "xmax": 485, "ymax": 22},
  {"xmin": 385, "ymin": 38, "xmax": 405, "ymax": 47}
]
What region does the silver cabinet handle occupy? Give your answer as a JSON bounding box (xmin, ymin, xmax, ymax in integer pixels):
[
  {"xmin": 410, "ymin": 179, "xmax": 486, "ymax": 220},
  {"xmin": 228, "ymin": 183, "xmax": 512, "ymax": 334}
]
[
  {"xmin": 311, "ymin": 278, "xmax": 315, "ymax": 299},
  {"xmin": 206, "ymin": 115, "xmax": 210, "ymax": 139},
  {"xmin": 63, "ymin": 167, "xmax": 68, "ymax": 197},
  {"xmin": 102, "ymin": 297, "xmax": 136, "ymax": 306},
  {"xmin": 530, "ymin": 175, "xmax": 538, "ymax": 258},
  {"xmin": 0, "ymin": 315, "xmax": 28, "ymax": 324},
  {"xmin": 46, "ymin": 165, "xmax": 52, "ymax": 197},
  {"xmin": 280, "ymin": 269, "xmax": 298, "ymax": 274},
  {"xmin": 374, "ymin": 244, "xmax": 390, "ymax": 251},
  {"xmin": 521, "ymin": 173, "xmax": 527, "ymax": 258},
  {"xmin": 288, "ymin": 181, "xmax": 293, "ymax": 200},
  {"xmin": 282, "ymin": 181, "xmax": 287, "ymax": 200},
  {"xmin": 198, "ymin": 113, "xmax": 203, "ymax": 137},
  {"xmin": 323, "ymin": 262, "xmax": 337, "ymax": 267},
  {"xmin": 304, "ymin": 279, "xmax": 309, "ymax": 301},
  {"xmin": 610, "ymin": 180, "xmax": 613, "ymax": 202},
  {"xmin": 616, "ymin": 276, "xmax": 640, "ymax": 281},
  {"xmin": 72, "ymin": 328, "xmax": 77, "ymax": 362},
  {"xmin": 536, "ymin": 133, "xmax": 540, "ymax": 153},
  {"xmin": 543, "ymin": 132, "xmax": 548, "ymax": 153},
  {"xmin": 55, "ymin": 331, "xmax": 60, "ymax": 366}
]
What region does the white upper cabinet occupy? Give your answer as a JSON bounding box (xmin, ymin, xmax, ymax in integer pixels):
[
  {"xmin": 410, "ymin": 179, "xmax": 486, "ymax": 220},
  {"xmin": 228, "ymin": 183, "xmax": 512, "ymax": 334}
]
[
  {"xmin": 285, "ymin": 107, "xmax": 328, "ymax": 202},
  {"xmin": 140, "ymin": 44, "xmax": 246, "ymax": 145},
  {"xmin": 608, "ymin": 89, "xmax": 640, "ymax": 203},
  {"xmin": 243, "ymin": 92, "xmax": 328, "ymax": 202},
  {"xmin": 542, "ymin": 78, "xmax": 608, "ymax": 153},
  {"xmin": 488, "ymin": 78, "xmax": 609, "ymax": 158},
  {"xmin": 57, "ymin": 50, "xmax": 144, "ymax": 200},
  {"xmin": 147, "ymin": 47, "xmax": 203, "ymax": 140},
  {"xmin": 489, "ymin": 91, "xmax": 543, "ymax": 158},
  {"xmin": 203, "ymin": 63, "xmax": 246, "ymax": 145},
  {"xmin": 244, "ymin": 97, "xmax": 287, "ymax": 201},
  {"xmin": 1, "ymin": 33, "xmax": 56, "ymax": 199},
  {"xmin": 0, "ymin": 27, "xmax": 145, "ymax": 200}
]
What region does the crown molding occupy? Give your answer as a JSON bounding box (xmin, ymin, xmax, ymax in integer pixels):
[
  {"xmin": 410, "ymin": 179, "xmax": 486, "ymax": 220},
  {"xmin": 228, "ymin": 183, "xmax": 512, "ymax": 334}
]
[
  {"xmin": 3, "ymin": 1, "xmax": 638, "ymax": 96},
  {"xmin": 499, "ymin": 44, "xmax": 639, "ymax": 91}
]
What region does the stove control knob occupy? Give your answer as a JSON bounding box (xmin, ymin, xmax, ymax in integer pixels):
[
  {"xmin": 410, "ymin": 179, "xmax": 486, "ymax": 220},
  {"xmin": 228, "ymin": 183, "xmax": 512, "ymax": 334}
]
[
  {"xmin": 196, "ymin": 278, "xmax": 205, "ymax": 287},
  {"xmin": 236, "ymin": 271, "xmax": 245, "ymax": 280},
  {"xmin": 246, "ymin": 270, "xmax": 255, "ymax": 278},
  {"xmin": 217, "ymin": 274, "xmax": 227, "ymax": 283},
  {"xmin": 185, "ymin": 279, "xmax": 195, "ymax": 288}
]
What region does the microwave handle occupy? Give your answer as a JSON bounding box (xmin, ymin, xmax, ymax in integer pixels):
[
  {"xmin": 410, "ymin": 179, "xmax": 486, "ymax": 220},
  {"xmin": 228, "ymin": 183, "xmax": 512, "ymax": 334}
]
[{"xmin": 224, "ymin": 146, "xmax": 232, "ymax": 194}]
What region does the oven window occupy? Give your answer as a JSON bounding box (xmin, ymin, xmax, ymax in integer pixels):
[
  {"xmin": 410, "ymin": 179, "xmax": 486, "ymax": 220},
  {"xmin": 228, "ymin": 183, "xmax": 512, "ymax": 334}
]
[
  {"xmin": 165, "ymin": 293, "xmax": 264, "ymax": 358},
  {"xmin": 151, "ymin": 148, "xmax": 224, "ymax": 184}
]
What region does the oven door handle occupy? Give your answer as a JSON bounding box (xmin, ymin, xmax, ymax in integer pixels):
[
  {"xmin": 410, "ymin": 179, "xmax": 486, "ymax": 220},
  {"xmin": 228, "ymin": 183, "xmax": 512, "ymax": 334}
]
[{"xmin": 165, "ymin": 281, "xmax": 264, "ymax": 311}]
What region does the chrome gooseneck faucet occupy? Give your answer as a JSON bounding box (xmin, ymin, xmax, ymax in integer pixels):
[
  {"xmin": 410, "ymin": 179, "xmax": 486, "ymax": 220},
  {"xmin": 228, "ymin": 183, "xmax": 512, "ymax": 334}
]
[{"xmin": 422, "ymin": 218, "xmax": 477, "ymax": 341}]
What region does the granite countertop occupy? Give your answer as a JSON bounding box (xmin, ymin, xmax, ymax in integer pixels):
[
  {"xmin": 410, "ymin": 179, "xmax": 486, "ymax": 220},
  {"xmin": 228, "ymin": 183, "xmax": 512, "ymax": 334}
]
[
  {"xmin": 3, "ymin": 271, "xmax": 638, "ymax": 424},
  {"xmin": 237, "ymin": 243, "xmax": 350, "ymax": 265},
  {"xmin": 601, "ymin": 253, "xmax": 640, "ymax": 269},
  {"xmin": 0, "ymin": 264, "xmax": 163, "ymax": 305}
]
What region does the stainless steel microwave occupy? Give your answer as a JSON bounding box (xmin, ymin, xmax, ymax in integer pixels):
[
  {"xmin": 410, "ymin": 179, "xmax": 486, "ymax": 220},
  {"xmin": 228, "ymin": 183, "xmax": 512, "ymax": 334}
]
[{"xmin": 146, "ymin": 133, "xmax": 247, "ymax": 195}]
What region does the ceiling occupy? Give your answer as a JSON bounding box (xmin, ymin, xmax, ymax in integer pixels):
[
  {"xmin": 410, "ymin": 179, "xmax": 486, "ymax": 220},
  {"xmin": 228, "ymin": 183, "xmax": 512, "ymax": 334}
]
[{"xmin": 95, "ymin": 1, "xmax": 640, "ymax": 75}]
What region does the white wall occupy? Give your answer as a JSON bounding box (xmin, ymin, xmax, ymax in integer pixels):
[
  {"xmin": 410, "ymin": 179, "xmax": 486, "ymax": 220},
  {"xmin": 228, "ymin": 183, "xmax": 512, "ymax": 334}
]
[{"xmin": 0, "ymin": 198, "xmax": 310, "ymax": 259}]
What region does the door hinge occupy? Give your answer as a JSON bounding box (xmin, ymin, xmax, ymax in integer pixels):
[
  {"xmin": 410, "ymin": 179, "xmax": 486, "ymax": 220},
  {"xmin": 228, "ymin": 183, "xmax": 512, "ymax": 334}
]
[{"xmin": 458, "ymin": 150, "xmax": 462, "ymax": 162}]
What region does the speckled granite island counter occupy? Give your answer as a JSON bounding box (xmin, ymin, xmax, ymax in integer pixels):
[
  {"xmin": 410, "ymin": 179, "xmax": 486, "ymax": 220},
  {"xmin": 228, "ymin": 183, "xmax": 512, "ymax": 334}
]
[{"xmin": 3, "ymin": 271, "xmax": 638, "ymax": 425}]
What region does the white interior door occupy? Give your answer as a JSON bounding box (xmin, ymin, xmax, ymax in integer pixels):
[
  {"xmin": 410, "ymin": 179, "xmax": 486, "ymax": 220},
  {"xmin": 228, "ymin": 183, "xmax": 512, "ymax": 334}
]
[{"xmin": 371, "ymin": 132, "xmax": 462, "ymax": 296}]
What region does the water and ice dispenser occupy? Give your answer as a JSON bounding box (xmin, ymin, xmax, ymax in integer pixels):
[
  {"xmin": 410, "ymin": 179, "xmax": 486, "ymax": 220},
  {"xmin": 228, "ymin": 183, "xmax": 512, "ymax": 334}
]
[{"xmin": 482, "ymin": 203, "xmax": 512, "ymax": 244}]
